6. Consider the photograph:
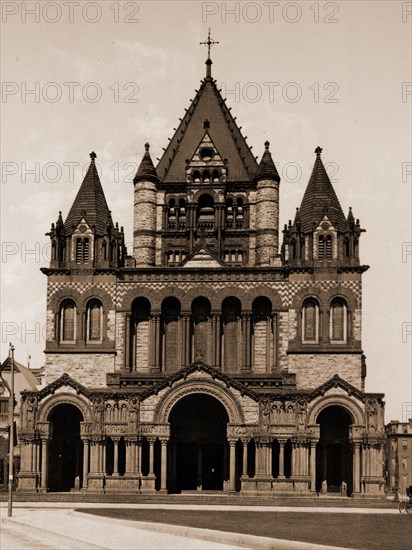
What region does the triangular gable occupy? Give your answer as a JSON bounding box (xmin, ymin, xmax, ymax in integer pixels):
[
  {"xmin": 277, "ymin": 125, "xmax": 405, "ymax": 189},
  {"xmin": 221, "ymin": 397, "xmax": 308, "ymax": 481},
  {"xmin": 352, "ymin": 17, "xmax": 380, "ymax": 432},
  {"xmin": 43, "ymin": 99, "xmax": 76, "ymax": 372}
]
[
  {"xmin": 35, "ymin": 373, "xmax": 92, "ymax": 399},
  {"xmin": 157, "ymin": 78, "xmax": 258, "ymax": 183},
  {"xmin": 181, "ymin": 241, "xmax": 224, "ymax": 268},
  {"xmin": 140, "ymin": 362, "xmax": 257, "ymax": 401},
  {"xmin": 310, "ymin": 374, "xmax": 366, "ymax": 401},
  {"xmin": 188, "ymin": 131, "xmax": 225, "ymax": 168}
]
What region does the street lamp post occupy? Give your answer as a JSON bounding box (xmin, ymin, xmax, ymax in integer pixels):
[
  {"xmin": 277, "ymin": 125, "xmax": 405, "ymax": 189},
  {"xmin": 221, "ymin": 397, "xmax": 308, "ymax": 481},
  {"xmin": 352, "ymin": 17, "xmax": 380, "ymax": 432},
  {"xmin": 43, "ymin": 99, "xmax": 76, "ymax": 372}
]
[{"xmin": 8, "ymin": 343, "xmax": 15, "ymax": 517}]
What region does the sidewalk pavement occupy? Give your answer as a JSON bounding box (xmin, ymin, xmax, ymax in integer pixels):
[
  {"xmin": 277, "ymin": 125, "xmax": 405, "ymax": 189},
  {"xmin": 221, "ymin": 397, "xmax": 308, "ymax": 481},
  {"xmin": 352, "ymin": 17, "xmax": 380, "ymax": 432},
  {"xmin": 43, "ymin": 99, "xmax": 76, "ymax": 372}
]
[{"xmin": 0, "ymin": 503, "xmax": 357, "ymax": 550}]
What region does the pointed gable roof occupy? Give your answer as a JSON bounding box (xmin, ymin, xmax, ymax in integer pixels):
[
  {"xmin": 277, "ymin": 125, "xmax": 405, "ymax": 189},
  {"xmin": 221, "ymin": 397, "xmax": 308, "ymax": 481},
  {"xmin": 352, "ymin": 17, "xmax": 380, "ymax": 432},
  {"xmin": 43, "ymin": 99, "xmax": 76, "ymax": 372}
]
[
  {"xmin": 134, "ymin": 143, "xmax": 159, "ymax": 184},
  {"xmin": 64, "ymin": 152, "xmax": 112, "ymax": 235},
  {"xmin": 299, "ymin": 147, "xmax": 347, "ymax": 232},
  {"xmin": 255, "ymin": 141, "xmax": 280, "ymax": 182},
  {"xmin": 156, "ymin": 77, "xmax": 258, "ymax": 182}
]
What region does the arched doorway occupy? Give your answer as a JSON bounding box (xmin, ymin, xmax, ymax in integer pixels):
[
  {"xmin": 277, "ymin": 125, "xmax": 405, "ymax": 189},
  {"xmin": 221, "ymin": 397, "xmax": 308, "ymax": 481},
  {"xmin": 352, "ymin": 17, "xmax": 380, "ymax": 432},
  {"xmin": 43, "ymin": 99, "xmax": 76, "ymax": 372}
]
[
  {"xmin": 169, "ymin": 394, "xmax": 229, "ymax": 492},
  {"xmin": 47, "ymin": 404, "xmax": 83, "ymax": 492},
  {"xmin": 316, "ymin": 405, "xmax": 353, "ymax": 495}
]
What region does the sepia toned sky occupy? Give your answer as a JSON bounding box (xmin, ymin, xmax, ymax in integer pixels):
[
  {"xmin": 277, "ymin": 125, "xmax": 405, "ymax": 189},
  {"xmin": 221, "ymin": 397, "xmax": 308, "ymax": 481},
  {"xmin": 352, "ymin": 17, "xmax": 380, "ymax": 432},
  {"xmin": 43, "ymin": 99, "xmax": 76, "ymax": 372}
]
[{"xmin": 1, "ymin": 1, "xmax": 411, "ymax": 422}]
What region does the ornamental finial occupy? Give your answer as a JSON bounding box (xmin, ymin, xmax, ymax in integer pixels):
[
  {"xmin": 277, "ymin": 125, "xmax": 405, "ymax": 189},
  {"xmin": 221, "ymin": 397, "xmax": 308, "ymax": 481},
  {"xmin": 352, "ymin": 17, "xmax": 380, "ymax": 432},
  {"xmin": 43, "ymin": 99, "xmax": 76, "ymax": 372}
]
[
  {"xmin": 90, "ymin": 151, "xmax": 97, "ymax": 161},
  {"xmin": 315, "ymin": 146, "xmax": 323, "ymax": 157},
  {"xmin": 145, "ymin": 142, "xmax": 150, "ymax": 152},
  {"xmin": 264, "ymin": 141, "xmax": 270, "ymax": 151},
  {"xmin": 200, "ymin": 28, "xmax": 219, "ymax": 78}
]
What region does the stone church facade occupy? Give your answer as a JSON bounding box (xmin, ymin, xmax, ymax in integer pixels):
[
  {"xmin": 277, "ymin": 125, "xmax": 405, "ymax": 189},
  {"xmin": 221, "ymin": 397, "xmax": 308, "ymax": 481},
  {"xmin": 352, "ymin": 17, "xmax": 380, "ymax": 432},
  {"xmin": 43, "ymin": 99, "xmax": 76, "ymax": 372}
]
[{"xmin": 17, "ymin": 50, "xmax": 386, "ymax": 497}]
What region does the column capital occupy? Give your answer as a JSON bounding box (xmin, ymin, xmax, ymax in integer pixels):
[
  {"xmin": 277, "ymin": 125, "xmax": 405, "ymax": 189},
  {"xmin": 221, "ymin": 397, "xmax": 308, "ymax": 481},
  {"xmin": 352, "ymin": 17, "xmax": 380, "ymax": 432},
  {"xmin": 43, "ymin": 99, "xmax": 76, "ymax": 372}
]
[
  {"xmin": 147, "ymin": 436, "xmax": 157, "ymax": 444},
  {"xmin": 150, "ymin": 311, "xmax": 162, "ymax": 320},
  {"xmin": 241, "ymin": 311, "xmax": 252, "ymax": 318},
  {"xmin": 228, "ymin": 438, "xmax": 237, "ymax": 446},
  {"xmin": 160, "ymin": 438, "xmax": 169, "ymax": 445}
]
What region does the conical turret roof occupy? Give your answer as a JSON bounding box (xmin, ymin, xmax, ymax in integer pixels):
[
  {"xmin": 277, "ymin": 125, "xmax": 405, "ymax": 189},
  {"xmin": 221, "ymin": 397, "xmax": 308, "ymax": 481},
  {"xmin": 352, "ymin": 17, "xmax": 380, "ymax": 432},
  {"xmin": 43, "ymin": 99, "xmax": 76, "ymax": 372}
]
[
  {"xmin": 299, "ymin": 147, "xmax": 347, "ymax": 232},
  {"xmin": 255, "ymin": 141, "xmax": 280, "ymax": 182},
  {"xmin": 64, "ymin": 152, "xmax": 112, "ymax": 235},
  {"xmin": 134, "ymin": 143, "xmax": 159, "ymax": 183}
]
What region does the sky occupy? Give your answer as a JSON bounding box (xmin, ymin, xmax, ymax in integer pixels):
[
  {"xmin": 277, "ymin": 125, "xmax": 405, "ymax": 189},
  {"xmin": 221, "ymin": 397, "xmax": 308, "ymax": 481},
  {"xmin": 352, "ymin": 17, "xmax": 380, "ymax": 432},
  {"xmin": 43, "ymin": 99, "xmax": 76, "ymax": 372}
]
[{"xmin": 1, "ymin": 0, "xmax": 411, "ymax": 423}]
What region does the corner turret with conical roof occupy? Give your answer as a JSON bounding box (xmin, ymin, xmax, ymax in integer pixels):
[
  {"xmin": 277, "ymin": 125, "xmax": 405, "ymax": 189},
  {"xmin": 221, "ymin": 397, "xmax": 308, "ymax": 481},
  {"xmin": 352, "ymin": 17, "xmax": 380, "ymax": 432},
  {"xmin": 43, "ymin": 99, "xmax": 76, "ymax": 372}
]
[
  {"xmin": 282, "ymin": 147, "xmax": 365, "ymax": 269},
  {"xmin": 133, "ymin": 143, "xmax": 159, "ymax": 267},
  {"xmin": 47, "ymin": 152, "xmax": 126, "ymax": 269},
  {"xmin": 255, "ymin": 141, "xmax": 281, "ymax": 266}
]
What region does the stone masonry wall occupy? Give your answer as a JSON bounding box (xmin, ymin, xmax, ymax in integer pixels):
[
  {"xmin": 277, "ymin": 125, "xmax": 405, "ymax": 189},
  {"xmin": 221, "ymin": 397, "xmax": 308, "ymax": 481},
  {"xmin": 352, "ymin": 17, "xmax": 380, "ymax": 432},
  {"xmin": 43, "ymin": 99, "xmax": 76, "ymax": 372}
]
[
  {"xmin": 44, "ymin": 353, "xmax": 115, "ymax": 387},
  {"xmin": 288, "ymin": 353, "xmax": 362, "ymax": 389}
]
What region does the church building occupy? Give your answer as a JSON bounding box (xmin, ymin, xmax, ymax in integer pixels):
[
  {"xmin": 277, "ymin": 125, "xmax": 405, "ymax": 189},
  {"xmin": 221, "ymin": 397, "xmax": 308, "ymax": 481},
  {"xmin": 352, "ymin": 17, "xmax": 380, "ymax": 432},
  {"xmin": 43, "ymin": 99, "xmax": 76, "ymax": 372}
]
[{"xmin": 16, "ymin": 37, "xmax": 386, "ymax": 497}]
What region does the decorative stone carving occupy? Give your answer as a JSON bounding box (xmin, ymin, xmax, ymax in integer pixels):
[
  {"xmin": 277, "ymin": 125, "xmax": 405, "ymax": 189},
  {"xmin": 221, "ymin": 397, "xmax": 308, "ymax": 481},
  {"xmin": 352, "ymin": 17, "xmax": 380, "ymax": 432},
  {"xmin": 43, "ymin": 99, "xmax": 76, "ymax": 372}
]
[
  {"xmin": 92, "ymin": 397, "xmax": 104, "ymax": 432},
  {"xmin": 104, "ymin": 423, "xmax": 128, "ymax": 435},
  {"xmin": 127, "ymin": 397, "xmax": 139, "ymax": 432},
  {"xmin": 139, "ymin": 423, "xmax": 170, "ymax": 437},
  {"xmin": 259, "ymin": 398, "xmax": 271, "ymax": 432}
]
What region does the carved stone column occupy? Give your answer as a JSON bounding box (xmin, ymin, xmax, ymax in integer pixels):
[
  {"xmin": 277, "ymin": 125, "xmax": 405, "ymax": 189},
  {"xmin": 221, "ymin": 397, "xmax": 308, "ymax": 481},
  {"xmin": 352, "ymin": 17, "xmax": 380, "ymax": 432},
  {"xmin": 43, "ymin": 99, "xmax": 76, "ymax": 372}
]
[
  {"xmin": 112, "ymin": 438, "xmax": 120, "ymax": 476},
  {"xmin": 125, "ymin": 313, "xmax": 131, "ymax": 371},
  {"xmin": 278, "ymin": 439, "xmax": 286, "ymax": 479},
  {"xmin": 40, "ymin": 439, "xmax": 49, "ymax": 491},
  {"xmin": 150, "ymin": 313, "xmax": 161, "ymax": 373},
  {"xmin": 160, "ymin": 438, "xmax": 168, "ymax": 493},
  {"xmin": 272, "ymin": 313, "xmax": 278, "ymax": 371},
  {"xmin": 353, "ymin": 442, "xmax": 361, "ymax": 495},
  {"xmin": 228, "ymin": 439, "xmax": 237, "ymax": 492},
  {"xmin": 310, "ymin": 442, "xmax": 317, "ymax": 492},
  {"xmin": 241, "ymin": 439, "xmax": 248, "ymax": 478},
  {"xmin": 148, "ymin": 437, "xmax": 155, "ymax": 476},
  {"xmin": 80, "ymin": 439, "xmax": 89, "ymax": 489},
  {"xmin": 211, "ymin": 312, "xmax": 221, "ymax": 369},
  {"xmin": 180, "ymin": 313, "xmax": 191, "ymax": 368},
  {"xmin": 241, "ymin": 312, "xmax": 252, "ymax": 372}
]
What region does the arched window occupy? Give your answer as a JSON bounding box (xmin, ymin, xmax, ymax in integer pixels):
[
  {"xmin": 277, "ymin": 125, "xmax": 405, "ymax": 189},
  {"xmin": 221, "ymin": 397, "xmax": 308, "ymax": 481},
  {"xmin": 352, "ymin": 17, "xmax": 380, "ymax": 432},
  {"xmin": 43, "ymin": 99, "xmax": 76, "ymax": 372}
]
[
  {"xmin": 87, "ymin": 300, "xmax": 102, "ymax": 342},
  {"xmin": 162, "ymin": 298, "xmax": 181, "ymax": 372},
  {"xmin": 330, "ymin": 299, "xmax": 347, "ymax": 342},
  {"xmin": 326, "ymin": 235, "xmax": 333, "ymax": 260},
  {"xmin": 222, "ymin": 297, "xmax": 241, "ymax": 371},
  {"xmin": 212, "ymin": 170, "xmax": 220, "ymax": 182},
  {"xmin": 60, "ymin": 300, "xmax": 76, "ymax": 342},
  {"xmin": 252, "ymin": 297, "xmax": 273, "ymax": 371},
  {"xmin": 131, "ymin": 298, "xmax": 151, "ymax": 372},
  {"xmin": 318, "ymin": 236, "xmax": 325, "ymax": 260},
  {"xmin": 302, "ymin": 299, "xmax": 319, "ymax": 342},
  {"xmin": 193, "ymin": 170, "xmax": 201, "ymax": 183},
  {"xmin": 102, "ymin": 240, "xmax": 107, "ymax": 261},
  {"xmin": 290, "ymin": 239, "xmax": 297, "ymax": 259},
  {"xmin": 235, "ymin": 197, "xmax": 244, "ymax": 228},
  {"xmin": 75, "ymin": 237, "xmax": 90, "ymax": 263},
  {"xmin": 192, "ymin": 297, "xmax": 211, "ymax": 363},
  {"xmin": 197, "ymin": 194, "xmax": 215, "ymax": 230},
  {"xmin": 202, "ymin": 170, "xmax": 210, "ymax": 183}
]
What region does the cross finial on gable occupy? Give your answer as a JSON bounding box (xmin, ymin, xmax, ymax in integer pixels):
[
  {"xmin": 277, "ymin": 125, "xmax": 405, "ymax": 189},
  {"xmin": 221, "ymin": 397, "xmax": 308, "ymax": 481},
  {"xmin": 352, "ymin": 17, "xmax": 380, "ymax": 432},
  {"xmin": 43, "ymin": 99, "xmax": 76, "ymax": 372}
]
[
  {"xmin": 90, "ymin": 151, "xmax": 97, "ymax": 162},
  {"xmin": 203, "ymin": 119, "xmax": 210, "ymax": 129},
  {"xmin": 315, "ymin": 146, "xmax": 323, "ymax": 158},
  {"xmin": 200, "ymin": 28, "xmax": 219, "ymax": 78}
]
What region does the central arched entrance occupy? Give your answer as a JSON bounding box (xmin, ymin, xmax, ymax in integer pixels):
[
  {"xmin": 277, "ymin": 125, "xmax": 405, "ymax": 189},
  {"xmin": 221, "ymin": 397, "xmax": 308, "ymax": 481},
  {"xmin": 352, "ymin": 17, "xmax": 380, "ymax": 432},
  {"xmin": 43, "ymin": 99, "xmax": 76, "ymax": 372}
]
[
  {"xmin": 316, "ymin": 405, "xmax": 353, "ymax": 495},
  {"xmin": 47, "ymin": 404, "xmax": 83, "ymax": 492},
  {"xmin": 169, "ymin": 394, "xmax": 229, "ymax": 493}
]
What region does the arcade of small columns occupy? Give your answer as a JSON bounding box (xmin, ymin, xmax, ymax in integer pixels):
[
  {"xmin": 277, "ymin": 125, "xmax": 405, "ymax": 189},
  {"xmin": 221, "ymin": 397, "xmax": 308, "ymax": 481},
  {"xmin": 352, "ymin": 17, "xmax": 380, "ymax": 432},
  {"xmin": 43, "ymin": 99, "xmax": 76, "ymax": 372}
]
[
  {"xmin": 123, "ymin": 297, "xmax": 280, "ymax": 373},
  {"xmin": 20, "ymin": 420, "xmax": 385, "ymax": 494}
]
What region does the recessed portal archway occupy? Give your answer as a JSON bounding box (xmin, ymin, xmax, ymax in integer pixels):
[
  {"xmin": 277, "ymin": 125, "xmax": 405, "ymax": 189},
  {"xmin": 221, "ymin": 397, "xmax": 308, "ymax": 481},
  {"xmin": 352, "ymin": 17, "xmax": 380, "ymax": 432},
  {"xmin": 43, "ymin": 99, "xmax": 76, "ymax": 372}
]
[
  {"xmin": 316, "ymin": 405, "xmax": 353, "ymax": 495},
  {"xmin": 47, "ymin": 404, "xmax": 83, "ymax": 492},
  {"xmin": 169, "ymin": 394, "xmax": 229, "ymax": 492}
]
